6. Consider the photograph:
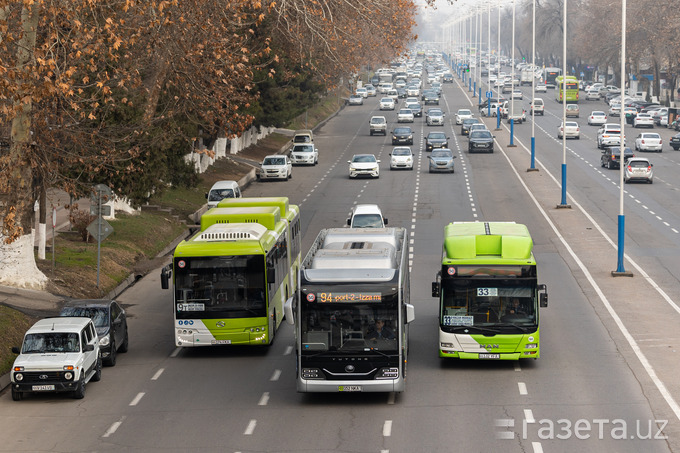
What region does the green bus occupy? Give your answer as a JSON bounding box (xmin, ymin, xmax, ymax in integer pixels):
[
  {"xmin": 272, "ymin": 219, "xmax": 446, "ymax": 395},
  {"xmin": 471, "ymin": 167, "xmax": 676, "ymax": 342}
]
[
  {"xmin": 160, "ymin": 197, "xmax": 301, "ymax": 347},
  {"xmin": 431, "ymin": 222, "xmax": 548, "ymax": 360},
  {"xmin": 555, "ymin": 75, "xmax": 579, "ymax": 103}
]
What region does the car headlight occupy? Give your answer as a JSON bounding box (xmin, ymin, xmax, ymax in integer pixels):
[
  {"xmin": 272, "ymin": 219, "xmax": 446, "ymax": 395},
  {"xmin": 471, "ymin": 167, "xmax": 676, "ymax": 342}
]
[
  {"xmin": 100, "ymin": 334, "xmax": 110, "ymax": 347},
  {"xmin": 14, "ymin": 373, "xmax": 23, "ymax": 381},
  {"xmin": 64, "ymin": 371, "xmax": 73, "ymax": 380}
]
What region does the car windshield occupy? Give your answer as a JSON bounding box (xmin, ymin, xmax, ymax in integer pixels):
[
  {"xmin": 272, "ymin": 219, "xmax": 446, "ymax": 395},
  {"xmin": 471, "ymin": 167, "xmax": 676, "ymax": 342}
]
[
  {"xmin": 470, "ymin": 131, "xmax": 492, "ymax": 139},
  {"xmin": 463, "ymin": 119, "xmax": 478, "ymax": 125},
  {"xmin": 208, "ymin": 188, "xmax": 235, "ymax": 202},
  {"xmin": 352, "ymin": 155, "xmax": 376, "ymax": 163},
  {"xmin": 593, "ymin": 112, "xmax": 605, "ymax": 116},
  {"xmin": 394, "ymin": 128, "xmax": 411, "ymax": 134},
  {"xmin": 22, "ymin": 332, "xmax": 80, "ymax": 353},
  {"xmin": 352, "ymin": 214, "xmax": 384, "ymax": 228},
  {"xmin": 263, "ymin": 157, "xmax": 285, "ymax": 166},
  {"xmin": 431, "ymin": 150, "xmax": 453, "ymax": 158},
  {"xmin": 428, "ymin": 132, "xmax": 446, "ymax": 140},
  {"xmin": 392, "ymin": 148, "xmax": 411, "ymax": 156},
  {"xmin": 371, "ymin": 118, "xmax": 385, "ymax": 124},
  {"xmin": 458, "ymin": 110, "xmax": 471, "ymax": 116},
  {"xmin": 293, "ymin": 145, "xmax": 314, "ymax": 153},
  {"xmin": 399, "ymin": 110, "xmax": 412, "ymax": 114},
  {"xmin": 60, "ymin": 306, "xmax": 109, "ymax": 327},
  {"xmin": 629, "ymin": 160, "xmax": 650, "ymax": 168}
]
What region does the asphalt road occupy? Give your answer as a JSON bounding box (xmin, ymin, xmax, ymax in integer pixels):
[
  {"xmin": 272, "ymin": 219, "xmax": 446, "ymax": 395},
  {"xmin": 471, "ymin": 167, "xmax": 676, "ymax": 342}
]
[{"xmin": 1, "ymin": 70, "xmax": 679, "ymax": 452}]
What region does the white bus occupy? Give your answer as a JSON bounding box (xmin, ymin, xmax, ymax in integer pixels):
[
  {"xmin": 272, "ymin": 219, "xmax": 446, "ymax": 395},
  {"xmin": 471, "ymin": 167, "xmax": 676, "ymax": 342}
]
[{"xmin": 285, "ymin": 228, "xmax": 415, "ymax": 392}]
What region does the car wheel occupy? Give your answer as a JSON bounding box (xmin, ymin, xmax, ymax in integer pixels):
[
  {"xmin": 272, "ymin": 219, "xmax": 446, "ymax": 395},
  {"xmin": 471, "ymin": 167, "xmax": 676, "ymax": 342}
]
[
  {"xmin": 649, "ymin": 178, "xmax": 653, "ymax": 184},
  {"xmin": 72, "ymin": 374, "xmax": 86, "ymax": 399},
  {"xmin": 92, "ymin": 355, "xmax": 102, "ymax": 381},
  {"xmin": 288, "ymin": 171, "xmax": 292, "ymax": 179},
  {"xmin": 11, "ymin": 388, "xmax": 22, "ymax": 401},
  {"xmin": 608, "ymin": 161, "xmax": 613, "ymax": 170},
  {"xmin": 119, "ymin": 329, "xmax": 129, "ymax": 353},
  {"xmin": 370, "ymin": 131, "xmax": 373, "ymax": 136},
  {"xmin": 106, "ymin": 340, "xmax": 117, "ymax": 366}
]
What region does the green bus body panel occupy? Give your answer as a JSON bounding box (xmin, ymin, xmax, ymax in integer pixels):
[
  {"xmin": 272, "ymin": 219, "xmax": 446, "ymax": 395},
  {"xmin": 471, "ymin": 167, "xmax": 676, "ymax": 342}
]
[
  {"xmin": 201, "ymin": 206, "xmax": 281, "ymax": 231},
  {"xmin": 217, "ymin": 197, "xmax": 299, "ymax": 224},
  {"xmin": 439, "ymin": 329, "xmax": 540, "ymax": 359},
  {"xmin": 202, "ymin": 317, "xmax": 271, "ymax": 345},
  {"xmin": 443, "ymin": 222, "xmax": 535, "ymax": 264}
]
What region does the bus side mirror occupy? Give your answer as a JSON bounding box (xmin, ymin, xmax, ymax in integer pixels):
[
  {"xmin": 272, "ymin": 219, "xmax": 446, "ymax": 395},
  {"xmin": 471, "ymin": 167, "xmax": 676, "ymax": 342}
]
[
  {"xmin": 284, "ymin": 295, "xmax": 296, "ymax": 325},
  {"xmin": 160, "ymin": 264, "xmax": 172, "ymax": 290},
  {"xmin": 383, "ymin": 218, "xmax": 388, "ymax": 225},
  {"xmin": 432, "ymin": 282, "xmax": 440, "ymax": 298},
  {"xmin": 538, "ymin": 283, "xmax": 548, "ymax": 307},
  {"xmin": 405, "ymin": 303, "xmax": 415, "ymax": 324}
]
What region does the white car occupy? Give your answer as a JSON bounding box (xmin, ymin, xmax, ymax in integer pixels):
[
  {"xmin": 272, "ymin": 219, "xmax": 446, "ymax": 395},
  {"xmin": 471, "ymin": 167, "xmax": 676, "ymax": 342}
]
[
  {"xmin": 397, "ymin": 108, "xmax": 415, "ymax": 123},
  {"xmin": 558, "ymin": 121, "xmax": 580, "ymax": 139},
  {"xmin": 389, "ymin": 147, "xmax": 414, "ymax": 170},
  {"xmin": 608, "ymin": 104, "xmax": 621, "ymax": 117},
  {"xmin": 364, "ymin": 85, "xmax": 377, "ymax": 96},
  {"xmin": 347, "ymin": 204, "xmax": 387, "ymax": 228},
  {"xmin": 10, "ymin": 317, "xmax": 102, "ymax": 400},
  {"xmin": 634, "ymin": 132, "xmax": 662, "ymax": 152},
  {"xmin": 380, "ymin": 97, "xmax": 395, "ymax": 110},
  {"xmin": 355, "ymin": 87, "xmax": 368, "ymax": 98},
  {"xmin": 455, "ymin": 109, "xmax": 473, "ymax": 125},
  {"xmin": 512, "ymin": 89, "xmax": 523, "ymax": 100},
  {"xmin": 535, "ymin": 83, "xmax": 547, "ymax": 93},
  {"xmin": 585, "ymin": 88, "xmax": 601, "ymax": 100},
  {"xmin": 624, "ymin": 157, "xmax": 653, "ymax": 184},
  {"xmin": 259, "ymin": 154, "xmax": 292, "ymax": 180},
  {"xmin": 206, "ymin": 180, "xmax": 241, "ymax": 208},
  {"xmin": 348, "ymin": 94, "xmax": 364, "ymax": 105},
  {"xmin": 289, "ymin": 143, "xmax": 318, "ymax": 165},
  {"xmin": 348, "ymin": 153, "xmax": 380, "ymax": 178},
  {"xmin": 633, "ymin": 113, "xmax": 654, "ymax": 128},
  {"xmin": 588, "ymin": 111, "xmax": 607, "ymax": 126}
]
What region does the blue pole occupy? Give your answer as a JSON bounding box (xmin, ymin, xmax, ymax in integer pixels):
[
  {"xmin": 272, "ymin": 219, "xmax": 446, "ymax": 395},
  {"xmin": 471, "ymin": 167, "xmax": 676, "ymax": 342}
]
[
  {"xmin": 496, "ymin": 107, "xmax": 501, "ymax": 129},
  {"xmin": 478, "ymin": 87, "xmax": 482, "ymax": 105},
  {"xmin": 510, "ymin": 119, "xmax": 515, "ymax": 146},
  {"xmin": 616, "ymin": 215, "xmax": 626, "ymax": 272},
  {"xmin": 530, "ymin": 136, "xmax": 536, "ymax": 169},
  {"xmin": 473, "ymin": 81, "xmax": 477, "ymax": 97},
  {"xmin": 487, "ymin": 99, "xmax": 491, "ymax": 117},
  {"xmin": 469, "ymin": 77, "xmax": 472, "ymax": 92},
  {"xmin": 561, "ymin": 163, "xmax": 568, "ymax": 205}
]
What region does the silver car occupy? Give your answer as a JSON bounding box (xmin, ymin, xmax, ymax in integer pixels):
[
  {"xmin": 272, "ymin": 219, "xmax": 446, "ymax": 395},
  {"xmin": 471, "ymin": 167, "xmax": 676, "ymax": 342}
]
[
  {"xmin": 428, "ymin": 148, "xmax": 456, "ymax": 173},
  {"xmin": 624, "ymin": 157, "xmax": 653, "ymax": 184},
  {"xmin": 389, "ymin": 147, "xmax": 414, "ymax": 170}
]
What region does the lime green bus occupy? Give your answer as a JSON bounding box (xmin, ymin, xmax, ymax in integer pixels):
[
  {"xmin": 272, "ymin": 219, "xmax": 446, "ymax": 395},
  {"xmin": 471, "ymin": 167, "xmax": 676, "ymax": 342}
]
[
  {"xmin": 431, "ymin": 222, "xmax": 548, "ymax": 360},
  {"xmin": 555, "ymin": 75, "xmax": 579, "ymax": 103},
  {"xmin": 161, "ymin": 197, "xmax": 301, "ymax": 347}
]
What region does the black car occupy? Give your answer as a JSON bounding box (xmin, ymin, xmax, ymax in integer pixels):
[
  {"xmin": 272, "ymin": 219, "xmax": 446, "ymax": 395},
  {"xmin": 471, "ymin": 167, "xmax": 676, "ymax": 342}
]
[
  {"xmin": 442, "ymin": 73, "xmax": 454, "ymax": 83},
  {"xmin": 392, "ymin": 127, "xmax": 414, "ymax": 145},
  {"xmin": 468, "ymin": 129, "xmax": 495, "ymax": 153},
  {"xmin": 59, "ymin": 299, "xmax": 129, "ymax": 366},
  {"xmin": 670, "ymin": 133, "xmax": 680, "ymax": 151},
  {"xmin": 425, "ymin": 131, "xmax": 449, "ymax": 151},
  {"xmin": 405, "ymin": 102, "xmax": 422, "ymax": 117},
  {"xmin": 423, "ymin": 90, "xmax": 440, "ymax": 105},
  {"xmin": 601, "ymin": 146, "xmax": 634, "ymax": 170},
  {"xmin": 461, "ymin": 118, "xmax": 481, "ymax": 136}
]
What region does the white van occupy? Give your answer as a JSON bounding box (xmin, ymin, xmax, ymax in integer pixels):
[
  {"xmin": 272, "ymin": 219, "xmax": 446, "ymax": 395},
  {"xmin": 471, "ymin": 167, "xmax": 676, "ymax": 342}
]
[
  {"xmin": 206, "ymin": 180, "xmax": 241, "ymax": 208},
  {"xmin": 347, "ymin": 204, "xmax": 388, "ymax": 228}
]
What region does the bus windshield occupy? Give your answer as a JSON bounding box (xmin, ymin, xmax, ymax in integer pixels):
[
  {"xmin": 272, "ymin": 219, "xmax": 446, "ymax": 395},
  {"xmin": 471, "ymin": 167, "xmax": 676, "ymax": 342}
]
[
  {"xmin": 440, "ymin": 278, "xmax": 536, "ymax": 329},
  {"xmin": 301, "ymin": 289, "xmax": 399, "ymax": 354},
  {"xmin": 174, "ymin": 255, "xmax": 266, "ymax": 319}
]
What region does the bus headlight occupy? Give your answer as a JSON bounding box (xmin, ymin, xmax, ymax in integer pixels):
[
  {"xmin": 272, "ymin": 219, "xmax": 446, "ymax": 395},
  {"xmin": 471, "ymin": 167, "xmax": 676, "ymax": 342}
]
[
  {"xmin": 525, "ymin": 344, "xmax": 538, "ymax": 349},
  {"xmin": 301, "ymin": 368, "xmax": 324, "ymax": 379},
  {"xmin": 440, "ymin": 342, "xmax": 454, "ymax": 348},
  {"xmin": 376, "ymin": 367, "xmax": 399, "ymax": 379}
]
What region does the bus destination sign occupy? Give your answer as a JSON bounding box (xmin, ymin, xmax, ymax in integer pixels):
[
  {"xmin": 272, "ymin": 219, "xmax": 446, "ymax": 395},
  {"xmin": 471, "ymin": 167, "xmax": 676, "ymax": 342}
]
[{"xmin": 311, "ymin": 292, "xmax": 382, "ymax": 303}]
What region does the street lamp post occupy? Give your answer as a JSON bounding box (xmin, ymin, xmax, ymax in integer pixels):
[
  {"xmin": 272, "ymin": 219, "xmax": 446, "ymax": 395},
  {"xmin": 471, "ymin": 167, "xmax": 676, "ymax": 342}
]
[
  {"xmin": 508, "ymin": 0, "xmax": 517, "ymax": 147},
  {"xmin": 613, "ymin": 0, "xmax": 632, "ymax": 276},
  {"xmin": 557, "ymin": 0, "xmax": 571, "ymax": 208},
  {"xmin": 528, "ymin": 0, "xmax": 538, "ymax": 172}
]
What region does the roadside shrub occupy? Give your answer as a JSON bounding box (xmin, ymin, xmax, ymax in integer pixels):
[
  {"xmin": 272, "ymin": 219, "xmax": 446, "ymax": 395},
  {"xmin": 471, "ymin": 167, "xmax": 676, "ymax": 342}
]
[{"xmin": 69, "ymin": 209, "xmax": 97, "ymax": 243}]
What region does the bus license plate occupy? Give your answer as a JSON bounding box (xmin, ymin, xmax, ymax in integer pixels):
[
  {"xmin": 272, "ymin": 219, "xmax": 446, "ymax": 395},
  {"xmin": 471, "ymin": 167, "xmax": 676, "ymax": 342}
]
[
  {"xmin": 339, "ymin": 385, "xmax": 362, "ymax": 392},
  {"xmin": 479, "ymin": 353, "xmax": 500, "ymax": 359},
  {"xmin": 212, "ymin": 340, "xmax": 231, "ymax": 345},
  {"xmin": 32, "ymin": 385, "xmax": 55, "ymax": 391}
]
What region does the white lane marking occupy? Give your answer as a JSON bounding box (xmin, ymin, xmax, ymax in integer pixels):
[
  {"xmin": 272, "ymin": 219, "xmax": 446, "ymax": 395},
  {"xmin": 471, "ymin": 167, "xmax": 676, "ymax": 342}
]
[
  {"xmin": 151, "ymin": 368, "xmax": 164, "ymax": 381},
  {"xmin": 244, "ymin": 419, "xmax": 257, "ymax": 435},
  {"xmin": 533, "ymin": 442, "xmax": 544, "ymax": 453},
  {"xmin": 102, "ymin": 416, "xmax": 126, "ymax": 438},
  {"xmin": 387, "ymin": 392, "xmax": 396, "ymax": 405},
  {"xmin": 270, "ymin": 369, "xmax": 281, "ymax": 381},
  {"xmin": 258, "ymin": 392, "xmax": 269, "ymax": 406},
  {"xmin": 499, "ymin": 135, "xmax": 680, "ymax": 422},
  {"xmin": 524, "ymin": 408, "xmax": 535, "ymax": 423},
  {"xmin": 383, "ymin": 420, "xmax": 393, "ymax": 437},
  {"xmin": 514, "ymin": 362, "xmax": 521, "ymax": 372},
  {"xmin": 170, "ymin": 348, "xmax": 181, "ymax": 358},
  {"xmin": 518, "ymin": 382, "xmax": 528, "ymax": 395},
  {"xmin": 284, "ymin": 345, "xmax": 293, "ymax": 355},
  {"xmin": 129, "ymin": 392, "xmax": 145, "ymax": 406}
]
